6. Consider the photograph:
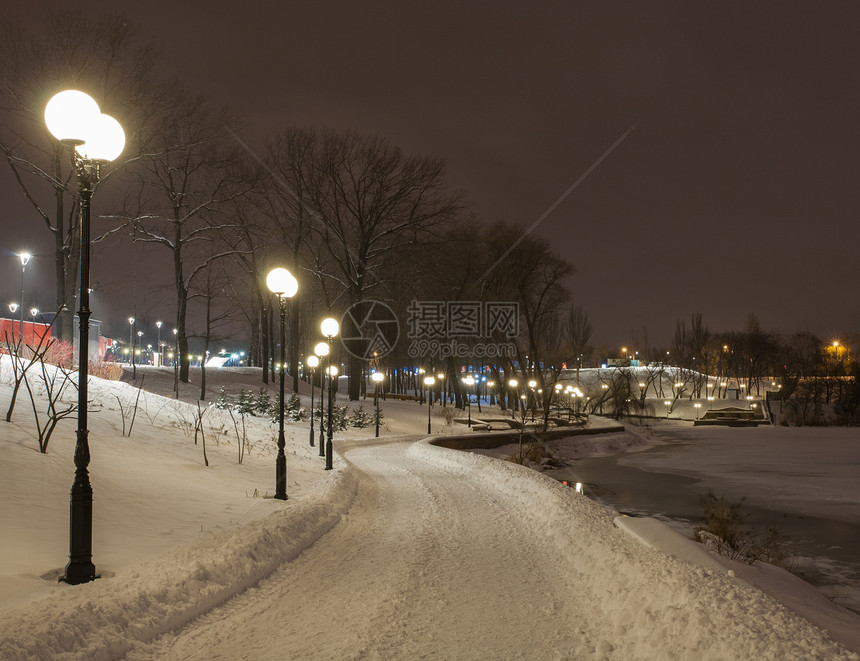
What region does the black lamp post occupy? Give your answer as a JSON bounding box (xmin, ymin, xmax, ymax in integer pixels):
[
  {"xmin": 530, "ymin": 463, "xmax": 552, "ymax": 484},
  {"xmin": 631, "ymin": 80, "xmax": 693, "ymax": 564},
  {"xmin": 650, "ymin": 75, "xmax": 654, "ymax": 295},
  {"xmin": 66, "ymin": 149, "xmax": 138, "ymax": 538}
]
[
  {"xmin": 321, "ymin": 317, "xmax": 339, "ymax": 470},
  {"xmin": 528, "ymin": 379, "xmax": 538, "ymax": 422},
  {"xmin": 18, "ymin": 252, "xmax": 31, "ymax": 349},
  {"xmin": 508, "ymin": 378, "xmax": 518, "ymax": 419},
  {"xmin": 307, "ymin": 354, "xmax": 319, "ymax": 446},
  {"xmin": 464, "ymin": 375, "xmax": 474, "ymax": 427},
  {"xmin": 172, "ymin": 328, "xmax": 179, "ymax": 398},
  {"xmin": 314, "ymin": 341, "xmax": 329, "ymax": 457},
  {"xmin": 372, "ymin": 371, "xmax": 384, "ymax": 437},
  {"xmin": 266, "ymin": 267, "xmax": 299, "ymax": 500},
  {"xmin": 9, "ymin": 303, "xmax": 18, "ymax": 345},
  {"xmin": 155, "ymin": 321, "xmax": 162, "ymax": 366},
  {"xmin": 129, "ymin": 317, "xmax": 136, "ymax": 378},
  {"xmin": 424, "ymin": 375, "xmax": 435, "ymax": 434},
  {"xmin": 46, "ymin": 89, "xmax": 125, "ymax": 585}
]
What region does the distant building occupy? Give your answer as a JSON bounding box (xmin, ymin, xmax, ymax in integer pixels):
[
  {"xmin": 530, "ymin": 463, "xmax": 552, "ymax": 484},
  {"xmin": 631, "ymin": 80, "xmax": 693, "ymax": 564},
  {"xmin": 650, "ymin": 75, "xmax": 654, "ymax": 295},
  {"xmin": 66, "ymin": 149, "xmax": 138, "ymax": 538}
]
[
  {"xmin": 0, "ymin": 314, "xmax": 110, "ymax": 359},
  {"xmin": 0, "ymin": 317, "xmax": 51, "ymax": 350}
]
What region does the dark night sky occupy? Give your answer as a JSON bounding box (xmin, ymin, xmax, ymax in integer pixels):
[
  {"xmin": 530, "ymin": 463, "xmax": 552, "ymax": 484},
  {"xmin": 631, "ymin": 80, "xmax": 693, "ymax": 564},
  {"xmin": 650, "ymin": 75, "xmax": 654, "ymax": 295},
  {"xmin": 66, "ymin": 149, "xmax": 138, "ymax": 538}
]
[{"xmin": 5, "ymin": 2, "xmax": 860, "ymax": 349}]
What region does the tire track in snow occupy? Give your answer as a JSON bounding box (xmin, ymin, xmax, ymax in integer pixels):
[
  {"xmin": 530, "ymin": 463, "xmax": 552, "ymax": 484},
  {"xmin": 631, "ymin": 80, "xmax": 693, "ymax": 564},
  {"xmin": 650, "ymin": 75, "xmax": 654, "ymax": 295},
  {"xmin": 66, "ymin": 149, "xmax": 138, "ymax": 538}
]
[{"xmin": 122, "ymin": 438, "xmax": 599, "ymax": 660}]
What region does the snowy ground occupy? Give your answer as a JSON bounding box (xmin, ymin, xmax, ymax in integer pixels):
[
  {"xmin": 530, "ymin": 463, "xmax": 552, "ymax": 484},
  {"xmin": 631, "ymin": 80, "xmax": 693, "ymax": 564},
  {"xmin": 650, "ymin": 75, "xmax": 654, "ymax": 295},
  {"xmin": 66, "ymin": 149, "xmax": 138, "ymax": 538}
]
[{"xmin": 0, "ymin": 360, "xmax": 858, "ymax": 659}]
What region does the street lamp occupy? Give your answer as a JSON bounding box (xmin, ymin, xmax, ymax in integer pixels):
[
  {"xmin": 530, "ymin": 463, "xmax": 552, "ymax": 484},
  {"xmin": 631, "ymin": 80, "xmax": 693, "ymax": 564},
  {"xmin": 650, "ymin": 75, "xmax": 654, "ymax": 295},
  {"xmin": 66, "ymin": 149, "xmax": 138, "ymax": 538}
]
[
  {"xmin": 424, "ymin": 375, "xmax": 436, "ymax": 434},
  {"xmin": 266, "ymin": 267, "xmax": 299, "ymax": 501},
  {"xmin": 372, "ymin": 371, "xmax": 385, "ymax": 437},
  {"xmin": 307, "ymin": 354, "xmax": 319, "ymax": 447},
  {"xmin": 527, "ymin": 379, "xmax": 537, "ymax": 422},
  {"xmin": 464, "ymin": 376, "xmax": 475, "ymax": 426},
  {"xmin": 127, "ymin": 317, "xmax": 135, "ymax": 363},
  {"xmin": 46, "ymin": 88, "xmax": 124, "ymax": 585},
  {"xmin": 172, "ymin": 328, "xmax": 179, "ymax": 397},
  {"xmin": 18, "ymin": 252, "xmax": 31, "ymax": 348},
  {"xmin": 321, "ymin": 317, "xmax": 340, "ymax": 470},
  {"xmin": 437, "ymin": 372, "xmax": 446, "ymax": 407},
  {"xmin": 155, "ymin": 321, "xmax": 162, "ymax": 366},
  {"xmin": 314, "ymin": 341, "xmax": 329, "ymax": 458},
  {"xmin": 508, "ymin": 378, "xmax": 518, "ymax": 418}
]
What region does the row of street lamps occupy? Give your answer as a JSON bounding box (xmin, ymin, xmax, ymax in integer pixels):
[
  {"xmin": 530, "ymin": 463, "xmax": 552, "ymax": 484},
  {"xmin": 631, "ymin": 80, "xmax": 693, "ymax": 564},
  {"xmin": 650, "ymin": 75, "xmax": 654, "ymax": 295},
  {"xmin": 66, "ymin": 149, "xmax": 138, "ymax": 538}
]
[
  {"xmin": 266, "ymin": 267, "xmax": 342, "ymax": 499},
  {"xmin": 41, "ymin": 83, "xmax": 347, "ymax": 583}
]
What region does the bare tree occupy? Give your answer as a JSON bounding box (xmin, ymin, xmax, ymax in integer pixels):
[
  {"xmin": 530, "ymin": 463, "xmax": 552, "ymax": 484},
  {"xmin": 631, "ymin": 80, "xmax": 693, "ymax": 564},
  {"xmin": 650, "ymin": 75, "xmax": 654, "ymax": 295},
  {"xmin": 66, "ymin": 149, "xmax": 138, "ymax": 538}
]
[
  {"xmin": 118, "ymin": 85, "xmax": 252, "ymax": 383},
  {"xmin": 189, "ymin": 261, "xmax": 242, "ymax": 401},
  {"xmin": 483, "ymin": 222, "xmax": 573, "ymax": 427},
  {"xmin": 306, "ymin": 130, "xmax": 462, "ymax": 399},
  {"xmin": 0, "ymin": 11, "xmax": 152, "ymax": 340},
  {"xmin": 565, "ymin": 304, "xmax": 592, "ymax": 384}
]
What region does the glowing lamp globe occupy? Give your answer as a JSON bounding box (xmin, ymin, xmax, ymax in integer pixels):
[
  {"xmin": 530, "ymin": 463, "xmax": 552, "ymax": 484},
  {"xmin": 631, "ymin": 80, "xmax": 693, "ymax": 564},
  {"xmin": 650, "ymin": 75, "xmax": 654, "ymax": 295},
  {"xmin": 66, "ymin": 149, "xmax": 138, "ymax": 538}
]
[
  {"xmin": 45, "ymin": 91, "xmax": 125, "ymax": 162},
  {"xmin": 307, "ymin": 355, "xmax": 319, "ymax": 368},
  {"xmin": 266, "ymin": 267, "xmax": 298, "ymax": 297},
  {"xmin": 76, "ymin": 113, "xmax": 125, "ymax": 161},
  {"xmin": 314, "ymin": 342, "xmax": 329, "ymax": 357},
  {"xmin": 44, "ymin": 90, "xmax": 100, "ymax": 143},
  {"xmin": 508, "ymin": 379, "xmax": 518, "ymax": 388},
  {"xmin": 371, "ymin": 372, "xmax": 384, "ymax": 383},
  {"xmin": 328, "ymin": 365, "xmax": 339, "ymax": 377},
  {"xmin": 424, "ymin": 376, "xmax": 436, "ymax": 387},
  {"xmin": 321, "ymin": 317, "xmax": 339, "ymax": 338}
]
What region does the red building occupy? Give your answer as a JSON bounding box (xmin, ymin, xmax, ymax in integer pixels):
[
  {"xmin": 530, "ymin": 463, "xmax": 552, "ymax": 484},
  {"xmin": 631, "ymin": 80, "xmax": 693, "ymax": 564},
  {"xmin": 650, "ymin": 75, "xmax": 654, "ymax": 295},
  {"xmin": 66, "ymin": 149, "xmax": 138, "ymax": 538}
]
[{"xmin": 0, "ymin": 317, "xmax": 51, "ymax": 350}]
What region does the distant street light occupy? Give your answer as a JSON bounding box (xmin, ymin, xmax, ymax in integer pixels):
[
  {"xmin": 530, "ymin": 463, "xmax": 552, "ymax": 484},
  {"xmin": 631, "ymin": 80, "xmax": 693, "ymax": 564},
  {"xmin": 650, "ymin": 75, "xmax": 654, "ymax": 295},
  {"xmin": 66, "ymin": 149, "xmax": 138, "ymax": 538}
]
[
  {"xmin": 464, "ymin": 375, "xmax": 475, "ymax": 426},
  {"xmin": 18, "ymin": 252, "xmax": 31, "ymax": 349},
  {"xmin": 266, "ymin": 267, "xmax": 299, "ymax": 500},
  {"xmin": 314, "ymin": 341, "xmax": 329, "ymax": 458},
  {"xmin": 307, "ymin": 354, "xmax": 319, "ymax": 447},
  {"xmin": 424, "ymin": 375, "xmax": 436, "ymax": 434},
  {"xmin": 508, "ymin": 378, "xmax": 518, "ymax": 419},
  {"xmin": 128, "ymin": 318, "xmax": 136, "ymax": 377},
  {"xmin": 46, "ymin": 88, "xmax": 124, "ymax": 585},
  {"xmin": 527, "ymin": 379, "xmax": 537, "ymax": 422},
  {"xmin": 372, "ymin": 371, "xmax": 385, "ymax": 437},
  {"xmin": 172, "ymin": 328, "xmax": 179, "ymax": 398},
  {"xmin": 155, "ymin": 321, "xmax": 162, "ymax": 366},
  {"xmin": 321, "ymin": 317, "xmax": 340, "ymax": 470}
]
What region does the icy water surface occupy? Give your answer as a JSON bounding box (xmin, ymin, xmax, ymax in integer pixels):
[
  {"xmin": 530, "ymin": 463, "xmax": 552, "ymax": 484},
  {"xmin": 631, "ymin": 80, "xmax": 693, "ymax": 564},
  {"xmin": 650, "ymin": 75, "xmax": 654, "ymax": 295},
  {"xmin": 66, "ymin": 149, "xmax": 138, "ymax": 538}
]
[{"xmin": 545, "ymin": 437, "xmax": 860, "ymax": 614}]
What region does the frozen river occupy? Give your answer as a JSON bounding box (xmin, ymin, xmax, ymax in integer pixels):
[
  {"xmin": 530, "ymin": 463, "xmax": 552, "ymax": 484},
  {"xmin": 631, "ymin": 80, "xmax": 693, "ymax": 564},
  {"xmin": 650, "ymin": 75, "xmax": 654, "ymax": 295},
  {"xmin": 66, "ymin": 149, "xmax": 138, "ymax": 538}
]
[{"xmin": 545, "ymin": 422, "xmax": 860, "ymax": 614}]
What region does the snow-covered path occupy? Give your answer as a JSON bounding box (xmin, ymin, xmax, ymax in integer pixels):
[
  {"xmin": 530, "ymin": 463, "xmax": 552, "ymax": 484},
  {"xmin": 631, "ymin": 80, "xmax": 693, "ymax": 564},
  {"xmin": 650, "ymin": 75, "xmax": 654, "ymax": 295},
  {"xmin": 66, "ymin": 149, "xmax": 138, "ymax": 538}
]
[
  {"xmin": 124, "ymin": 437, "xmax": 594, "ymax": 659},
  {"xmin": 118, "ymin": 436, "xmax": 854, "ymax": 661}
]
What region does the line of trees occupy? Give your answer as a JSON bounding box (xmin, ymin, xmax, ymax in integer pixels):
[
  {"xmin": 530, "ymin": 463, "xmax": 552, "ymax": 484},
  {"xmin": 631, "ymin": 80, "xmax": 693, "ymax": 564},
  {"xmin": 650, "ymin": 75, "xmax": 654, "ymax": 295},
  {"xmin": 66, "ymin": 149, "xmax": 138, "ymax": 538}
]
[
  {"xmin": 667, "ymin": 313, "xmax": 860, "ymax": 423},
  {"xmin": 0, "ymin": 10, "xmax": 586, "ymax": 408}
]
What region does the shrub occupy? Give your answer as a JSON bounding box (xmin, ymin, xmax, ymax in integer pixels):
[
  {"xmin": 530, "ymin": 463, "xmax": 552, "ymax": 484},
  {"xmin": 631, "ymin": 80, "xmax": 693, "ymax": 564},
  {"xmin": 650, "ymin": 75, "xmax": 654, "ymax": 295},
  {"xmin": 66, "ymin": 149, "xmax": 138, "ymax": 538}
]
[
  {"xmin": 693, "ymin": 493, "xmax": 794, "ymax": 569},
  {"xmin": 42, "ymin": 340, "xmax": 75, "ymax": 369},
  {"xmin": 349, "ymin": 405, "xmax": 373, "ymax": 428},
  {"xmin": 255, "ymin": 387, "xmax": 272, "ymax": 416}
]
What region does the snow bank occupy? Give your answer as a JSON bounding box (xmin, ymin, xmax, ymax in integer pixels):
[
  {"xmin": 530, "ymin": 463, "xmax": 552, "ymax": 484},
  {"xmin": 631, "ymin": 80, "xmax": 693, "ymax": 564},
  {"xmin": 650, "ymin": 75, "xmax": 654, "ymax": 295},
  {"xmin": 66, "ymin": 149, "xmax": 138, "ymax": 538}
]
[
  {"xmin": 0, "ymin": 466, "xmax": 358, "ymax": 661},
  {"xmin": 407, "ymin": 439, "xmax": 857, "ymax": 660}
]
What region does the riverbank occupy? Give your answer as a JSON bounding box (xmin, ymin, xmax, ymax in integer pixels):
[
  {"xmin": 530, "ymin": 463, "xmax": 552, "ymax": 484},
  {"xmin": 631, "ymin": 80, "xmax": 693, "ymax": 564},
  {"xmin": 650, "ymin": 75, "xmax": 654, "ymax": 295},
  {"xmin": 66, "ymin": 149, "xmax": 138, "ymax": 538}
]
[{"xmin": 461, "ymin": 418, "xmax": 860, "ymax": 653}]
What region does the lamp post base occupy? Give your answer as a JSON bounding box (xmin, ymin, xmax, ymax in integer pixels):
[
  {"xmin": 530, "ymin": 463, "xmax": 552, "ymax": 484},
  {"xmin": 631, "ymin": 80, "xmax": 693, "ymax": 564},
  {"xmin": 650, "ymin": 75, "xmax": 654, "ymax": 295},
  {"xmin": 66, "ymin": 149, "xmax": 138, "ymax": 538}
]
[
  {"xmin": 325, "ymin": 439, "xmax": 333, "ymax": 470},
  {"xmin": 275, "ymin": 452, "xmax": 288, "ymax": 500},
  {"xmin": 61, "ymin": 468, "xmax": 98, "ymax": 585}
]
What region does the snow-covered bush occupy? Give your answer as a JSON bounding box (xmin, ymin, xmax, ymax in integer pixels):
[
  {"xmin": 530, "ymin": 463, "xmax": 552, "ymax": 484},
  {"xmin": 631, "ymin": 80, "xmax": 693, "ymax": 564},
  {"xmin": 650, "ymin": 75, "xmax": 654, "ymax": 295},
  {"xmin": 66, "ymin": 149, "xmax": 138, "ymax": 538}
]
[{"xmin": 349, "ymin": 405, "xmax": 373, "ymax": 428}]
